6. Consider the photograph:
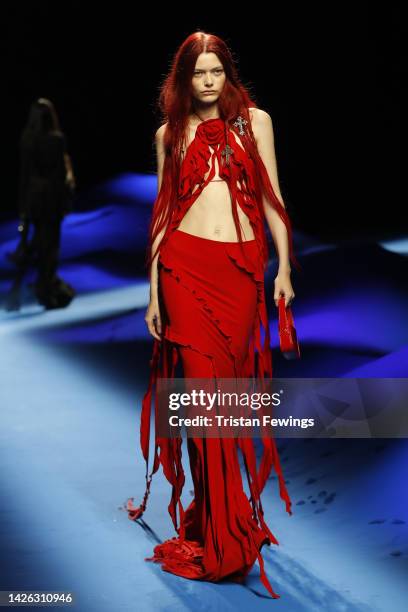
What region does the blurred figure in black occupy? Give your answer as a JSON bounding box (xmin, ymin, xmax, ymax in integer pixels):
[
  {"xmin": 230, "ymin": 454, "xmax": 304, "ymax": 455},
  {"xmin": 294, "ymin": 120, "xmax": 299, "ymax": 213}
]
[{"xmin": 6, "ymin": 98, "xmax": 76, "ymax": 310}]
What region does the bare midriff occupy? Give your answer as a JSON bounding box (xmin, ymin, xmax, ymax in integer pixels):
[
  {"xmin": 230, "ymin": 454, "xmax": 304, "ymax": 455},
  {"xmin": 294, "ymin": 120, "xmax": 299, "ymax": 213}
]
[{"xmin": 177, "ymin": 127, "xmax": 256, "ymax": 243}]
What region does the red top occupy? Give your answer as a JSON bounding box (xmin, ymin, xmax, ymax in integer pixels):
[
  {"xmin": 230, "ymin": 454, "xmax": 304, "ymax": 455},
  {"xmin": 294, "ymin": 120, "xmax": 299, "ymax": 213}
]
[{"xmin": 159, "ymin": 117, "xmax": 274, "ymax": 272}]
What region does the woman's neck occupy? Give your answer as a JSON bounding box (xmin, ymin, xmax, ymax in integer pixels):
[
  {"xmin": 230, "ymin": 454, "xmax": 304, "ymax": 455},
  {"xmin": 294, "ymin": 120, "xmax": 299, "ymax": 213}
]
[{"xmin": 191, "ymin": 103, "xmax": 220, "ymax": 123}]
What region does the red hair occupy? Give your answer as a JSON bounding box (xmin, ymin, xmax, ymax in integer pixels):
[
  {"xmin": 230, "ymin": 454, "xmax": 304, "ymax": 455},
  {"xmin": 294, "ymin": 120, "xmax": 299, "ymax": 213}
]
[{"xmin": 145, "ymin": 30, "xmax": 302, "ymax": 276}]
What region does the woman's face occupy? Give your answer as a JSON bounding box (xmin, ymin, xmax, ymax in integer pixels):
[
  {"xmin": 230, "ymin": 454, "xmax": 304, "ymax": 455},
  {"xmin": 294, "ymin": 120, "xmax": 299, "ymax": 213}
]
[{"xmin": 191, "ymin": 52, "xmax": 226, "ymax": 106}]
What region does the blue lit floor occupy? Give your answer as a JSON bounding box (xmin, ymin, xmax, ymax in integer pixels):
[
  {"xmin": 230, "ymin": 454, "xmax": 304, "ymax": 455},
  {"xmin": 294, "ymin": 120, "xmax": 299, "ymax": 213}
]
[{"xmin": 0, "ymin": 173, "xmax": 407, "ymax": 611}]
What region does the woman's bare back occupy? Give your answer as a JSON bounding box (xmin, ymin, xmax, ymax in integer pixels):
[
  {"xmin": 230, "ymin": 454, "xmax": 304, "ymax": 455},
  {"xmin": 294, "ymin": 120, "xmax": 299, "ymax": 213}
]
[{"xmin": 177, "ymin": 116, "xmax": 256, "ymax": 242}]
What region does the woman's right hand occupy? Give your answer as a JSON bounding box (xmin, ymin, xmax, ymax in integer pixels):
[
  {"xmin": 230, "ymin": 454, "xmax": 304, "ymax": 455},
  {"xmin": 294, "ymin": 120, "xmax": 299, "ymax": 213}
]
[{"xmin": 145, "ymin": 299, "xmax": 162, "ymax": 341}]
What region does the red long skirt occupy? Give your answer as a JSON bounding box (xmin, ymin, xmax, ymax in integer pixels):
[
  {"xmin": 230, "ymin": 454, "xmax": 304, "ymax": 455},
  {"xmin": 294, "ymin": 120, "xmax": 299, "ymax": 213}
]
[{"xmin": 129, "ymin": 228, "xmax": 292, "ymax": 599}]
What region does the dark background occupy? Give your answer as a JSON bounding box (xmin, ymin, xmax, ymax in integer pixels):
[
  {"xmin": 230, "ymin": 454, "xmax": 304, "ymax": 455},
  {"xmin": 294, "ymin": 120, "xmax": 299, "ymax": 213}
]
[{"xmin": 2, "ymin": 3, "xmax": 406, "ymax": 241}]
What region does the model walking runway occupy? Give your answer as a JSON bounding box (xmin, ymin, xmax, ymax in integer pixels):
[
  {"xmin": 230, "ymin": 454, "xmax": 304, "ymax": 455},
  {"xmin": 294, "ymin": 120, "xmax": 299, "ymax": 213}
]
[{"xmin": 124, "ymin": 31, "xmax": 300, "ymax": 600}]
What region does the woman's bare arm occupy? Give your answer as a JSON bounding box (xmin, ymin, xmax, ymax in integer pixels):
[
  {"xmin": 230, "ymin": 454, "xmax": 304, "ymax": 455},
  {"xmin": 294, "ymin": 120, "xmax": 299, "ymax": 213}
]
[
  {"xmin": 149, "ymin": 123, "xmax": 167, "ymax": 302},
  {"xmin": 145, "ymin": 123, "xmax": 167, "ymax": 340},
  {"xmin": 251, "ymin": 108, "xmax": 295, "ymax": 306},
  {"xmin": 64, "ymin": 152, "xmax": 75, "ymax": 187},
  {"xmin": 251, "ymin": 108, "xmax": 291, "ymax": 273}
]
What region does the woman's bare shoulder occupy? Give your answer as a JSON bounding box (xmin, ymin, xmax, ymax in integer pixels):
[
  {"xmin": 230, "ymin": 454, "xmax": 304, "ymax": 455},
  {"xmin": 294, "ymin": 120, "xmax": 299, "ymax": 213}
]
[
  {"xmin": 247, "ymin": 107, "xmax": 273, "ymax": 143},
  {"xmin": 248, "ymin": 107, "xmax": 272, "ymax": 124},
  {"xmin": 155, "ymin": 122, "xmax": 168, "ymax": 142}
]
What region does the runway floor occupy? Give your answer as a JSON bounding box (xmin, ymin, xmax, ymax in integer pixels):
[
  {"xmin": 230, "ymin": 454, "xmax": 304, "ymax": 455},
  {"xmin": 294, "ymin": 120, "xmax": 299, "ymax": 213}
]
[{"xmin": 0, "ymin": 176, "xmax": 407, "ymax": 611}]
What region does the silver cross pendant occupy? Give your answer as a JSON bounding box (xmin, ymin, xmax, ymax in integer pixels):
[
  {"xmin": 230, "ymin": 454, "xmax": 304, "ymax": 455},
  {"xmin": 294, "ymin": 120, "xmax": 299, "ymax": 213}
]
[
  {"xmin": 233, "ymin": 115, "xmax": 248, "ymax": 135},
  {"xmin": 221, "ymin": 143, "xmax": 233, "ymax": 166}
]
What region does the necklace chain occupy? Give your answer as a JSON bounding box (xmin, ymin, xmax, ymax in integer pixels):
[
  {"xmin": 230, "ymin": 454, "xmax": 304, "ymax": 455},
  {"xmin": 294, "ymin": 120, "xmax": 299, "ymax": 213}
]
[{"xmin": 193, "ymin": 111, "xmax": 220, "ymax": 123}]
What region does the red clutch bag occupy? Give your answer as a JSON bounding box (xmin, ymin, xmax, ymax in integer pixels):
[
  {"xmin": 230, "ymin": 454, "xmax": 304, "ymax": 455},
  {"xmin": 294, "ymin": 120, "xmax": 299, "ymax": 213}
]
[{"xmin": 278, "ymin": 296, "xmax": 301, "ymax": 360}]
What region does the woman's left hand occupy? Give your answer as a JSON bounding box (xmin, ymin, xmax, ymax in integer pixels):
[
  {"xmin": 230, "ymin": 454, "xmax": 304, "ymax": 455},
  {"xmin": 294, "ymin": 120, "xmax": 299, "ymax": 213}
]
[{"xmin": 274, "ymin": 270, "xmax": 295, "ymax": 308}]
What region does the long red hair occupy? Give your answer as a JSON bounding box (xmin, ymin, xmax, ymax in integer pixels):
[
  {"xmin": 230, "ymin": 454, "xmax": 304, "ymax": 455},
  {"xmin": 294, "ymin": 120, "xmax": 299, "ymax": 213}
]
[{"xmin": 145, "ymin": 31, "xmax": 302, "ymax": 276}]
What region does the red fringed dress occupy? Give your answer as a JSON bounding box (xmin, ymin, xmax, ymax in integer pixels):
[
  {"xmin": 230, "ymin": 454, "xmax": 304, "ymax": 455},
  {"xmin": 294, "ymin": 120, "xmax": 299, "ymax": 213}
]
[{"xmin": 124, "ymin": 117, "xmax": 294, "ymax": 599}]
